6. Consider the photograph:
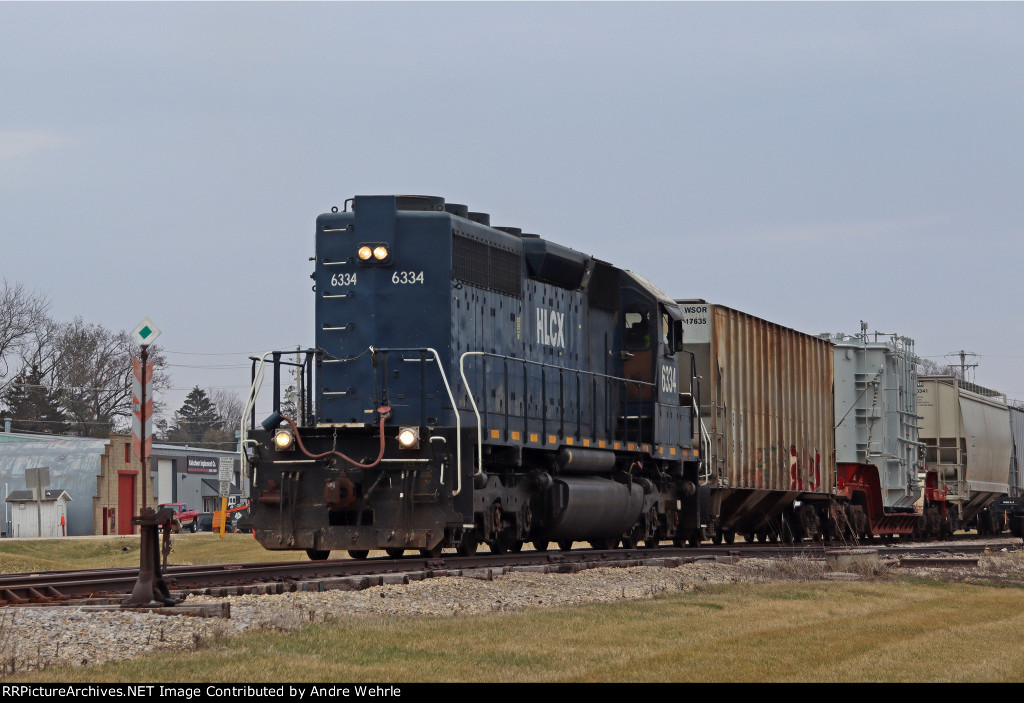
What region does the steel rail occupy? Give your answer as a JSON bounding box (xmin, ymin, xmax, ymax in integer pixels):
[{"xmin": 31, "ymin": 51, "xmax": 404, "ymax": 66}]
[{"xmin": 0, "ymin": 539, "xmax": 1017, "ymax": 608}]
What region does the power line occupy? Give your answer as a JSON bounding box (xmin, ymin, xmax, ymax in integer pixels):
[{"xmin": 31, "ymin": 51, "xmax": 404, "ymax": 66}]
[
  {"xmin": 161, "ymin": 350, "xmax": 259, "ymax": 356},
  {"xmin": 945, "ymin": 350, "xmax": 979, "ymax": 381}
]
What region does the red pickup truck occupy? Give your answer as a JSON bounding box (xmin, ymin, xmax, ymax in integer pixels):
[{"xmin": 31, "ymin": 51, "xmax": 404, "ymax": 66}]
[{"xmin": 158, "ymin": 503, "xmax": 200, "ymax": 532}]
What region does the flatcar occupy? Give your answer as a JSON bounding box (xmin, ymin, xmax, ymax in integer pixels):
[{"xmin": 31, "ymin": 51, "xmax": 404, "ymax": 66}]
[{"xmin": 828, "ymin": 327, "xmax": 924, "ymax": 538}]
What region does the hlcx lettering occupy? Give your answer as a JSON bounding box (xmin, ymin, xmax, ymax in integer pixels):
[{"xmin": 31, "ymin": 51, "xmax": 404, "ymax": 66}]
[{"xmin": 536, "ymin": 307, "xmax": 565, "ymax": 348}]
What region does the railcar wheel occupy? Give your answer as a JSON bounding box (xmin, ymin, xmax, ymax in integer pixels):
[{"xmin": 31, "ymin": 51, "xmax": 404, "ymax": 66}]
[
  {"xmin": 457, "ymin": 533, "xmax": 478, "ymax": 556},
  {"xmin": 557, "ymin": 540, "xmax": 574, "ymax": 551},
  {"xmin": 385, "ymin": 548, "xmax": 405, "ymax": 558},
  {"xmin": 589, "ymin": 538, "xmax": 614, "ymax": 550},
  {"xmin": 711, "ymin": 530, "xmax": 723, "ymax": 545},
  {"xmin": 644, "ymin": 538, "xmax": 660, "ymax": 549},
  {"xmin": 305, "ymin": 549, "xmax": 331, "ymax": 561},
  {"xmin": 723, "ymin": 530, "xmax": 736, "ymax": 544},
  {"xmin": 348, "ymin": 550, "xmax": 369, "ymax": 560},
  {"xmin": 420, "ymin": 545, "xmax": 443, "ymax": 558},
  {"xmin": 510, "ymin": 540, "xmax": 524, "ymax": 553},
  {"xmin": 687, "ymin": 531, "xmax": 701, "ymax": 548},
  {"xmin": 533, "ymin": 540, "xmax": 550, "ymax": 552}
]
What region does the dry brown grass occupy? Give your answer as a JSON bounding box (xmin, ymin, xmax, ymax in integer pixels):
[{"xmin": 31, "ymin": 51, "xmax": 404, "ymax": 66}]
[
  {"xmin": 0, "ymin": 533, "xmax": 357, "ymax": 574},
  {"xmin": 3, "ymin": 536, "xmax": 1023, "ymax": 682},
  {"xmin": 10, "ymin": 578, "xmax": 1024, "ymax": 683}
]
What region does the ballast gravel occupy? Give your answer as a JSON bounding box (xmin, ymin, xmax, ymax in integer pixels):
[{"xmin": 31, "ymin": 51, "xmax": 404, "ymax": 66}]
[{"xmin": 2, "ymin": 541, "xmax": 1022, "ymax": 676}]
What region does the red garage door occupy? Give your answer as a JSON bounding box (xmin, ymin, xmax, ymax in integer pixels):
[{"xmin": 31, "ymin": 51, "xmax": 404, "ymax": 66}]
[{"xmin": 117, "ymin": 472, "xmax": 136, "ymax": 535}]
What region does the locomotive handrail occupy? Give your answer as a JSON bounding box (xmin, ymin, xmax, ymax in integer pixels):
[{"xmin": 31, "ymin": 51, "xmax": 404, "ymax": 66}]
[
  {"xmin": 459, "ymin": 352, "xmax": 488, "ymax": 479},
  {"xmin": 372, "ymin": 347, "xmax": 462, "ymax": 496},
  {"xmin": 242, "ymin": 349, "xmax": 317, "ymax": 482},
  {"xmin": 694, "ymin": 398, "xmax": 712, "ymax": 484},
  {"xmin": 460, "ymin": 351, "xmax": 663, "ymax": 476},
  {"xmin": 678, "ymin": 348, "xmax": 710, "ymax": 484}
]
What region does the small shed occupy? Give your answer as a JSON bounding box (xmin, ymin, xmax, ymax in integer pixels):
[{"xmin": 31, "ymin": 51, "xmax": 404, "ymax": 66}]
[{"xmin": 6, "ymin": 489, "xmax": 72, "ymax": 538}]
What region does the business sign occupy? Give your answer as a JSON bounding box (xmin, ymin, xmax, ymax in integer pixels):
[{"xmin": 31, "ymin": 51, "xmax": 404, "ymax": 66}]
[{"xmin": 186, "ymin": 456, "xmax": 219, "ymax": 474}]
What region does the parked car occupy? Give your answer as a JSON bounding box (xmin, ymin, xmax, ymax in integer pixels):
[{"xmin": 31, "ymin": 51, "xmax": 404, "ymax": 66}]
[{"xmin": 157, "ymin": 503, "xmax": 199, "ymax": 533}]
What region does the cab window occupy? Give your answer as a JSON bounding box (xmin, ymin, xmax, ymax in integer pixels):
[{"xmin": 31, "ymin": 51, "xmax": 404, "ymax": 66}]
[
  {"xmin": 625, "ymin": 310, "xmax": 651, "ymax": 351},
  {"xmin": 662, "ymin": 313, "xmax": 684, "ymax": 355}
]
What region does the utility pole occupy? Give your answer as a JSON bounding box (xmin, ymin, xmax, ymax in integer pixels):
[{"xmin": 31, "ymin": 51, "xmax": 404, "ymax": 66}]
[{"xmin": 947, "ymin": 349, "xmax": 978, "ymax": 382}]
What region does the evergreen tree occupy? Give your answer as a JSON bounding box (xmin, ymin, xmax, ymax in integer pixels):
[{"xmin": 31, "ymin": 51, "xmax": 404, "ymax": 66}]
[
  {"xmin": 168, "ymin": 386, "xmax": 220, "ymax": 446},
  {"xmin": 1, "ymin": 365, "xmax": 68, "ymax": 434}
]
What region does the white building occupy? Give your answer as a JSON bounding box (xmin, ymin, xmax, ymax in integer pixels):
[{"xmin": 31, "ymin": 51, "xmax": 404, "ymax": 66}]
[{"xmin": 5, "ymin": 489, "xmax": 72, "ymax": 538}]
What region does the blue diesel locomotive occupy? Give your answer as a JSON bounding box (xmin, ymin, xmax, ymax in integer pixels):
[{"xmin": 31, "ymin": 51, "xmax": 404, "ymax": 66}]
[{"xmin": 243, "ymin": 195, "xmax": 703, "ymax": 559}]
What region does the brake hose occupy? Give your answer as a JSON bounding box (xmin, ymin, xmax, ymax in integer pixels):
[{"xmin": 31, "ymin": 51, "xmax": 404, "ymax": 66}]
[{"xmin": 281, "ymin": 406, "xmax": 391, "ymax": 469}]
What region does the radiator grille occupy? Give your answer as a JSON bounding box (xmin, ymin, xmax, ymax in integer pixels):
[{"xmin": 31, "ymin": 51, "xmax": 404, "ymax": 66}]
[{"xmin": 453, "ymin": 233, "xmax": 522, "ymax": 297}]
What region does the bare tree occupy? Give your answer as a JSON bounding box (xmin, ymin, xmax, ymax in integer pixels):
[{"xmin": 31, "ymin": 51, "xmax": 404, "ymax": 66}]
[
  {"xmin": 209, "ymin": 388, "xmax": 244, "ymax": 434},
  {"xmin": 15, "ymin": 317, "xmax": 64, "ymax": 381},
  {"xmin": 0, "ymin": 280, "xmax": 50, "ymax": 392},
  {"xmin": 49, "ymin": 318, "xmax": 170, "ymax": 437},
  {"xmin": 918, "ymin": 357, "xmax": 963, "ymax": 379}
]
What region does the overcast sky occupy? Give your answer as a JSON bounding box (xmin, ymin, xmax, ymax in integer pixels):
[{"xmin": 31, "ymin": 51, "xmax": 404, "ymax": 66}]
[{"xmin": 2, "ymin": 1, "xmax": 1023, "ymax": 420}]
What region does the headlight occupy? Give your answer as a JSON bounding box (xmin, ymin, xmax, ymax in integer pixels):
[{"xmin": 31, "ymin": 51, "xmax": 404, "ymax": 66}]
[
  {"xmin": 397, "ymin": 427, "xmax": 420, "ymax": 449},
  {"xmin": 273, "ymin": 430, "xmax": 295, "ymax": 451},
  {"xmin": 357, "ymin": 242, "xmax": 391, "ymax": 264}
]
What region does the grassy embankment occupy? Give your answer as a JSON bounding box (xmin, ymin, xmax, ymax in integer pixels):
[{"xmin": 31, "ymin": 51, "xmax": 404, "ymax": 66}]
[
  {"xmin": 5, "ymin": 580, "xmax": 1024, "ymax": 683},
  {"xmin": 0, "ymin": 533, "xmax": 344, "ymax": 573},
  {"xmin": 3, "ymin": 537, "xmax": 1024, "ymax": 683}
]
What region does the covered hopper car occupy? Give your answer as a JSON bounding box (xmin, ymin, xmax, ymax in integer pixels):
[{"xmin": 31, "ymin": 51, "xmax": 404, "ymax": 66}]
[{"xmin": 917, "ymin": 377, "xmax": 1014, "ymax": 536}]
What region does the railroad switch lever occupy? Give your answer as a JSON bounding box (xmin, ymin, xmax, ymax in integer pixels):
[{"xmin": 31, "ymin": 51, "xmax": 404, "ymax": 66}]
[{"xmin": 122, "ymin": 507, "xmax": 180, "ymax": 608}]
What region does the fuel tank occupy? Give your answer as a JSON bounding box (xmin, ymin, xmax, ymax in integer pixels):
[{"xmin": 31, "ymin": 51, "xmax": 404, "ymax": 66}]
[{"xmin": 543, "ymin": 476, "xmax": 644, "ymax": 540}]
